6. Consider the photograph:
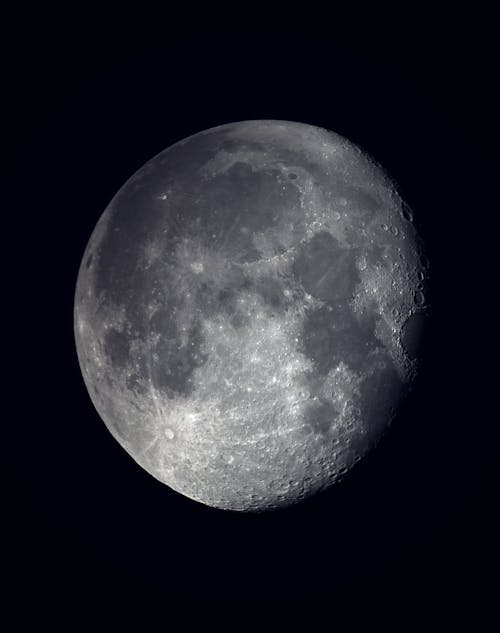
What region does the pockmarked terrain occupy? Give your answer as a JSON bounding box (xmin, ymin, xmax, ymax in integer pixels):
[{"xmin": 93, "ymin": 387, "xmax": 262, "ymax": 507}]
[{"xmin": 74, "ymin": 120, "xmax": 429, "ymax": 511}]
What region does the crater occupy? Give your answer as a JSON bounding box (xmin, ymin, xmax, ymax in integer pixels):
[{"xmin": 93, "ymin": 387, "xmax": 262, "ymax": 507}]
[
  {"xmin": 401, "ymin": 203, "xmax": 413, "ymax": 222},
  {"xmin": 230, "ymin": 311, "xmax": 250, "ymax": 329},
  {"xmin": 413, "ymin": 290, "xmax": 426, "ymax": 307}
]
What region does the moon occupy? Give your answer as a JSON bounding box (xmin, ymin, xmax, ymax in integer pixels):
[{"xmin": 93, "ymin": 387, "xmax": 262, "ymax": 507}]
[{"xmin": 74, "ymin": 120, "xmax": 429, "ymax": 512}]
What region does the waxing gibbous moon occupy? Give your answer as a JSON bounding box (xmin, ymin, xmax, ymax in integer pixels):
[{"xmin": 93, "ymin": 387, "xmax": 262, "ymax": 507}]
[{"xmin": 74, "ymin": 120, "xmax": 429, "ymax": 512}]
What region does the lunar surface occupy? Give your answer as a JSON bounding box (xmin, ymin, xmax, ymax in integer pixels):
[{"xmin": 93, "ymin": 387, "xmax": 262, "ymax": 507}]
[{"xmin": 74, "ymin": 120, "xmax": 429, "ymax": 511}]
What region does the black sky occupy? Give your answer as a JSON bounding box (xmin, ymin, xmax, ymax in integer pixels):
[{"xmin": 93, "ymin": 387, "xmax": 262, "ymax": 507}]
[{"xmin": 18, "ymin": 16, "xmax": 497, "ymax": 624}]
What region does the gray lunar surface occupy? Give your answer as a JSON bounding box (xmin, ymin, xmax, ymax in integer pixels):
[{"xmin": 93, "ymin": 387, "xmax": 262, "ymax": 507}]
[{"xmin": 74, "ymin": 120, "xmax": 429, "ymax": 511}]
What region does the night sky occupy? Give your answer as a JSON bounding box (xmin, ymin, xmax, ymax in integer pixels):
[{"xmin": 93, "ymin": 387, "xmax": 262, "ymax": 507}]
[{"xmin": 17, "ymin": 14, "xmax": 496, "ymax": 624}]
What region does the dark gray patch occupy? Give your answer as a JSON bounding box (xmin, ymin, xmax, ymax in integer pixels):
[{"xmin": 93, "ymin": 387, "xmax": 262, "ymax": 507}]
[
  {"xmin": 292, "ymin": 231, "xmax": 360, "ymax": 305},
  {"xmin": 255, "ymin": 276, "xmax": 285, "ymax": 310},
  {"xmin": 288, "ymin": 172, "xmax": 298, "ymax": 180},
  {"xmin": 94, "ymin": 192, "xmax": 164, "ymax": 305},
  {"xmin": 217, "ymin": 288, "xmax": 238, "ymax": 317},
  {"xmin": 300, "ymin": 304, "xmax": 378, "ymax": 375},
  {"xmin": 217, "ymin": 287, "xmax": 236, "ymax": 305},
  {"xmin": 158, "ymin": 130, "xmax": 225, "ymax": 175},
  {"xmin": 104, "ymin": 328, "xmax": 131, "ymax": 369},
  {"xmin": 198, "ymin": 161, "xmax": 303, "ymax": 258},
  {"xmin": 359, "ymin": 359, "xmax": 404, "ymax": 440},
  {"xmin": 419, "ymin": 253, "xmax": 430, "ymax": 270},
  {"xmin": 150, "ymin": 318, "xmax": 208, "ymax": 397},
  {"xmin": 304, "ymin": 399, "xmax": 338, "ymax": 434},
  {"xmin": 196, "ymin": 281, "xmax": 219, "ymax": 315},
  {"xmin": 350, "ymin": 190, "xmax": 381, "ymax": 215},
  {"xmin": 401, "ymin": 312, "xmax": 426, "ymax": 359},
  {"xmin": 85, "ymin": 253, "xmax": 93, "ymax": 269},
  {"xmin": 217, "ymin": 136, "xmax": 268, "ymax": 155}
]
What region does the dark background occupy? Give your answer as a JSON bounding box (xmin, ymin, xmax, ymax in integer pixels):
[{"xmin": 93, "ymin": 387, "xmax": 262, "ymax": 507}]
[{"xmin": 17, "ymin": 17, "xmax": 496, "ymax": 622}]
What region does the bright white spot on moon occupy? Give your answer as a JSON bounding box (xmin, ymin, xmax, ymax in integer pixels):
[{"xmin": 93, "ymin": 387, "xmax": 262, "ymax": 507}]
[
  {"xmin": 191, "ymin": 262, "xmax": 204, "ymax": 274},
  {"xmin": 165, "ymin": 427, "xmax": 175, "ymax": 440},
  {"xmin": 77, "ymin": 317, "xmax": 85, "ymax": 334}
]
